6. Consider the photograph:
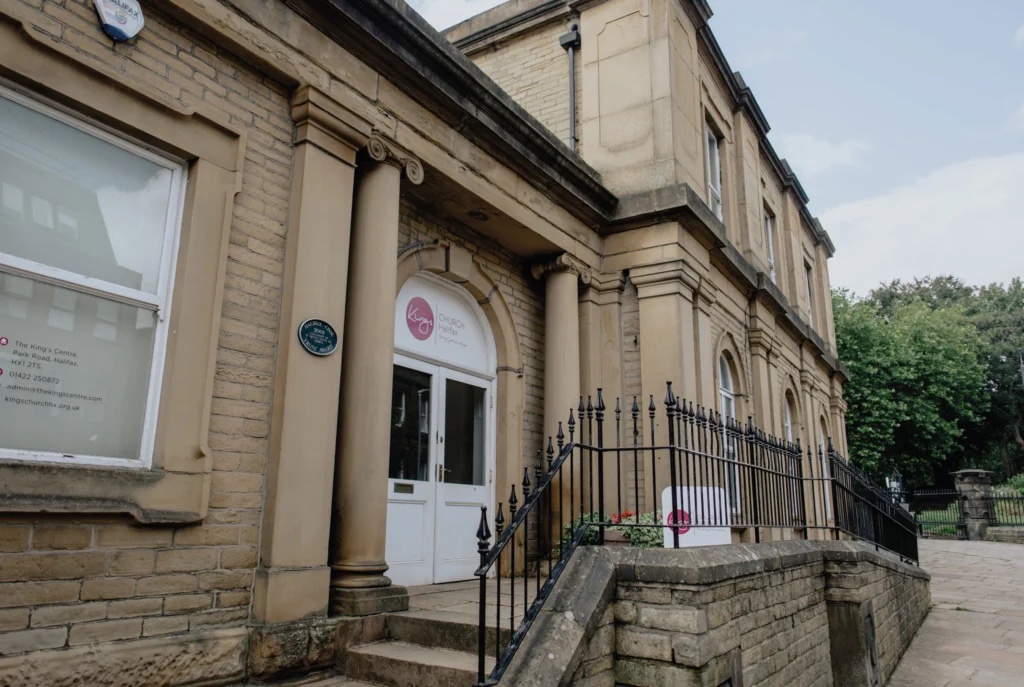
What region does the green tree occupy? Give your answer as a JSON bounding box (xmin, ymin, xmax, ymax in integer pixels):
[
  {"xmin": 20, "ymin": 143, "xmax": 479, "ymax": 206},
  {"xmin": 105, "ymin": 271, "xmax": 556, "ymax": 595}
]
[
  {"xmin": 865, "ymin": 277, "xmax": 1024, "ymax": 479},
  {"xmin": 833, "ymin": 288, "xmax": 989, "ymax": 486}
]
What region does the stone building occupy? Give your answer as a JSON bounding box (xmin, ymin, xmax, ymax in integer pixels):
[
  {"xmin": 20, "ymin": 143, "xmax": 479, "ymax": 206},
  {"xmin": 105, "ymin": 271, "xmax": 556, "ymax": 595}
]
[{"xmin": 0, "ymin": 0, "xmax": 851, "ymax": 683}]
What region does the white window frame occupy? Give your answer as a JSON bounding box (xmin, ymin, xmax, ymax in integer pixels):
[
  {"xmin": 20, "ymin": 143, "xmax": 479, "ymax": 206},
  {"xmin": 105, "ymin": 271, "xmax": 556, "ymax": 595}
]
[
  {"xmin": 818, "ymin": 418, "xmax": 832, "ymax": 520},
  {"xmin": 804, "ymin": 262, "xmax": 815, "ymax": 328},
  {"xmin": 0, "ymin": 85, "xmax": 186, "ymax": 469},
  {"xmin": 764, "ymin": 210, "xmax": 776, "ymax": 282},
  {"xmin": 784, "ymin": 394, "xmax": 800, "ymax": 519},
  {"xmin": 705, "ymin": 125, "xmax": 723, "ymax": 220},
  {"xmin": 718, "ymin": 355, "xmax": 740, "ymax": 513}
]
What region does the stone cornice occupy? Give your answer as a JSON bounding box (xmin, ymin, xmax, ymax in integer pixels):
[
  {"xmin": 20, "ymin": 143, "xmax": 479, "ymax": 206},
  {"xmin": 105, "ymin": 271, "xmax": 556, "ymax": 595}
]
[
  {"xmin": 290, "ymin": 85, "xmax": 372, "ymax": 165},
  {"xmin": 531, "ymin": 253, "xmax": 592, "ymax": 284},
  {"xmin": 366, "ymin": 132, "xmax": 425, "ymax": 184}
]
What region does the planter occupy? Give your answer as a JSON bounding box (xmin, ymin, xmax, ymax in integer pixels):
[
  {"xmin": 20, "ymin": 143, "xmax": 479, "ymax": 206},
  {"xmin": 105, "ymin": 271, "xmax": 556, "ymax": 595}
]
[{"xmin": 602, "ymin": 529, "xmax": 630, "ymax": 547}]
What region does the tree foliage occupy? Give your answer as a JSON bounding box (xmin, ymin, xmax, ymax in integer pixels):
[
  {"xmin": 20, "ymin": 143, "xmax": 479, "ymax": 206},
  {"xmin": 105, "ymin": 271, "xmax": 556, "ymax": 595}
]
[{"xmin": 832, "ymin": 276, "xmax": 1010, "ymax": 486}]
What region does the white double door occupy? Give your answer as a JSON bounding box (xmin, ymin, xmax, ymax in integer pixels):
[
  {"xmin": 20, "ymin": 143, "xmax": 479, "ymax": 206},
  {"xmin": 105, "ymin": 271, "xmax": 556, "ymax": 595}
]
[{"xmin": 385, "ymin": 354, "xmax": 494, "ymax": 587}]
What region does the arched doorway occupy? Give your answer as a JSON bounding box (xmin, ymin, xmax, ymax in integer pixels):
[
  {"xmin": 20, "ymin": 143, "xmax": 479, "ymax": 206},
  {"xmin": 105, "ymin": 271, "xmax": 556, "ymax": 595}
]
[{"xmin": 385, "ymin": 272, "xmax": 497, "ymax": 586}]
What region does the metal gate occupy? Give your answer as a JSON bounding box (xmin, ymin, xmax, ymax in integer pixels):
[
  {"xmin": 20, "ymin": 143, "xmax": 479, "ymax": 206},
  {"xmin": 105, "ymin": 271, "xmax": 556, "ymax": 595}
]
[{"xmin": 905, "ymin": 489, "xmax": 966, "ymax": 539}]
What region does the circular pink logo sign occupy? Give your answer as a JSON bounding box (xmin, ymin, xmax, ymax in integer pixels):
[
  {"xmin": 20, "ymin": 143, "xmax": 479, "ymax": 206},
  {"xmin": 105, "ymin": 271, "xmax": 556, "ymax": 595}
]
[
  {"xmin": 667, "ymin": 510, "xmax": 691, "ymax": 536},
  {"xmin": 405, "ymin": 297, "xmax": 434, "ymax": 341}
]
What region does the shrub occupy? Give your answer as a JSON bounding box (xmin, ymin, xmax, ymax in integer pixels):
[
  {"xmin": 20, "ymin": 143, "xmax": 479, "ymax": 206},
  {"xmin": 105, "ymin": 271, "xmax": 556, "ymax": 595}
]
[
  {"xmin": 1001, "ymin": 473, "xmax": 1024, "ymax": 494},
  {"xmin": 558, "ymin": 510, "xmax": 665, "ymax": 551}
]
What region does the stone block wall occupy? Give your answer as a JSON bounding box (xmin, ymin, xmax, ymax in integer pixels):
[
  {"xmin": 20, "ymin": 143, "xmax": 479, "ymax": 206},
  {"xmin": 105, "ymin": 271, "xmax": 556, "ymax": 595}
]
[
  {"xmin": 608, "ymin": 555, "xmax": 831, "ymax": 686},
  {"xmin": 825, "ymin": 554, "xmax": 932, "ymax": 683},
  {"xmin": 501, "ymin": 541, "xmax": 931, "ymax": 687},
  {"xmin": 0, "ymin": 0, "xmax": 291, "ymax": 662},
  {"xmin": 468, "ymin": 20, "xmax": 574, "ymax": 149}
]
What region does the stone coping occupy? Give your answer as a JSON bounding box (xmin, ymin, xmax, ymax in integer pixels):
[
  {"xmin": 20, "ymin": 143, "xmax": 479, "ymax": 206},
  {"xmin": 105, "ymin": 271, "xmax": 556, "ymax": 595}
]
[{"xmin": 606, "ymin": 540, "xmax": 929, "ymax": 586}]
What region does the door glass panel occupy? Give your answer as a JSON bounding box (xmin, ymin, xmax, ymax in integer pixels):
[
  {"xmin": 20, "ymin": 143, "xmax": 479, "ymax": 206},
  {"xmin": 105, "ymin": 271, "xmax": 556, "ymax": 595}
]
[
  {"xmin": 389, "ymin": 365, "xmax": 431, "ymax": 481},
  {"xmin": 444, "ymin": 379, "xmax": 485, "ymax": 486}
]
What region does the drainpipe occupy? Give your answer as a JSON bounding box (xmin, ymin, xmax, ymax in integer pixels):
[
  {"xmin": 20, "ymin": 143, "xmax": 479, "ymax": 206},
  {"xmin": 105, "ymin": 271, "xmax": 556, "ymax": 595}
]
[{"xmin": 559, "ymin": 23, "xmax": 581, "ymax": 152}]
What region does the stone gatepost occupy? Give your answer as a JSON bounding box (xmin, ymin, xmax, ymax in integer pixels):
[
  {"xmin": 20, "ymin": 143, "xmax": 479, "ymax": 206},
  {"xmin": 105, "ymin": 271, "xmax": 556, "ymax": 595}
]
[{"xmin": 953, "ymin": 469, "xmax": 995, "ymax": 541}]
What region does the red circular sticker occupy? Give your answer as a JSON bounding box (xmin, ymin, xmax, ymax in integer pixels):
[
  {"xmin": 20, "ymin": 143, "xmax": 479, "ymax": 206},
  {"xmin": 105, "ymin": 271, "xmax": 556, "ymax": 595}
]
[
  {"xmin": 405, "ymin": 297, "xmax": 434, "ymax": 341},
  {"xmin": 667, "ymin": 510, "xmax": 691, "ymax": 536},
  {"xmin": 0, "ymin": 337, "xmax": 7, "ymax": 346}
]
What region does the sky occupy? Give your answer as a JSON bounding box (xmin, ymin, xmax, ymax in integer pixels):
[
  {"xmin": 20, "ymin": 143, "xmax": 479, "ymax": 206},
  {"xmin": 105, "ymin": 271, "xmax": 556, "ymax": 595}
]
[{"xmin": 414, "ymin": 0, "xmax": 1024, "ymax": 296}]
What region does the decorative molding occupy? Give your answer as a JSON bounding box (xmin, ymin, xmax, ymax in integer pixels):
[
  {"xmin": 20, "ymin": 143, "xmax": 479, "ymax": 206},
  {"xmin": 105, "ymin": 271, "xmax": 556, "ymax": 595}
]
[
  {"xmin": 695, "ymin": 275, "xmax": 719, "ymax": 311},
  {"xmin": 366, "ymin": 132, "xmax": 425, "ymax": 185},
  {"xmin": 531, "ymin": 253, "xmax": 592, "ymax": 285},
  {"xmin": 290, "ymin": 85, "xmax": 371, "ymax": 165}
]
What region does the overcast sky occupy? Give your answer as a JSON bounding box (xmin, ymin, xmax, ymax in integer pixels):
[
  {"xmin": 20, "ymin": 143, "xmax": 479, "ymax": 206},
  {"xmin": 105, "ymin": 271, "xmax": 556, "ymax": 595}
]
[{"xmin": 416, "ymin": 0, "xmax": 1024, "ymax": 296}]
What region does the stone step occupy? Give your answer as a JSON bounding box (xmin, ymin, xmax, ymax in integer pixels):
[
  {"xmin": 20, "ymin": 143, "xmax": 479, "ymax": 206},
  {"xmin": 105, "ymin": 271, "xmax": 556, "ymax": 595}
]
[
  {"xmin": 347, "ymin": 640, "xmax": 490, "ymax": 687},
  {"xmin": 385, "ymin": 609, "xmax": 512, "ymax": 656},
  {"xmin": 239, "ymin": 672, "xmax": 378, "ymax": 686}
]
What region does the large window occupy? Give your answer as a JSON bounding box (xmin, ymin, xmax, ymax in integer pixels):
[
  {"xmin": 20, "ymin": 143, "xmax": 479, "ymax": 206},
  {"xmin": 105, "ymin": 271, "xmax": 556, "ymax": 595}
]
[
  {"xmin": 804, "ymin": 262, "xmax": 815, "ymax": 327},
  {"xmin": 764, "ymin": 209, "xmax": 776, "ymax": 282},
  {"xmin": 718, "ymin": 355, "xmax": 739, "ymax": 511},
  {"xmin": 0, "ymin": 86, "xmax": 185, "ymax": 467},
  {"xmin": 705, "ymin": 125, "xmax": 723, "ymax": 220}
]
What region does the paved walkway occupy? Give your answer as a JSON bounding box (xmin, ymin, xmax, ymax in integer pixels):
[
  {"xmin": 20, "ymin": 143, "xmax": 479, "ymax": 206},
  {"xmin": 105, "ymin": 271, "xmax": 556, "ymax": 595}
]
[{"xmin": 889, "ymin": 538, "xmax": 1024, "ymax": 686}]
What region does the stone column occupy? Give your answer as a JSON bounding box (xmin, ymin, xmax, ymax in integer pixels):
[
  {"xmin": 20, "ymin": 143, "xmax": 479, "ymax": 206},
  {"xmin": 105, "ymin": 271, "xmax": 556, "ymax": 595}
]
[
  {"xmin": 330, "ymin": 134, "xmax": 423, "ymax": 615},
  {"xmin": 953, "ymin": 469, "xmax": 994, "ymax": 541},
  {"xmin": 534, "ymin": 254, "xmax": 588, "ymax": 446},
  {"xmin": 254, "ymin": 86, "xmax": 369, "ymax": 628},
  {"xmin": 533, "ymin": 254, "xmax": 586, "ymax": 535}
]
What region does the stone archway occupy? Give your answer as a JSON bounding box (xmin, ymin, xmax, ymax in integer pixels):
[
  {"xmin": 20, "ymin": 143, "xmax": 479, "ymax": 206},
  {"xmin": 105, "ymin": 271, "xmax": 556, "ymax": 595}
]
[{"xmin": 395, "ymin": 243, "xmax": 526, "ymax": 563}]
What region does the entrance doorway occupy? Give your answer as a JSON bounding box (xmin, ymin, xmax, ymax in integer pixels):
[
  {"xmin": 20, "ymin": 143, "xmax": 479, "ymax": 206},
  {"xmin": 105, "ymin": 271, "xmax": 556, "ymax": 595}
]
[{"xmin": 385, "ymin": 274, "xmax": 496, "ymax": 587}]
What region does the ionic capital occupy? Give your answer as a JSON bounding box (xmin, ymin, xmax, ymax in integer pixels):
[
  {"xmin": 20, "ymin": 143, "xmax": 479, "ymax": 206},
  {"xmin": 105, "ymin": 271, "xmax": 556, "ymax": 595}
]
[
  {"xmin": 366, "ymin": 132, "xmax": 424, "ymax": 185},
  {"xmin": 531, "ymin": 253, "xmax": 592, "ymax": 285}
]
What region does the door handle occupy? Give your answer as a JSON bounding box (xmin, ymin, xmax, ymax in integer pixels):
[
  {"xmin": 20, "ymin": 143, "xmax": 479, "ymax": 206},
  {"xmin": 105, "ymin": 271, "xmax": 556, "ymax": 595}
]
[{"xmin": 437, "ymin": 463, "xmax": 451, "ymax": 482}]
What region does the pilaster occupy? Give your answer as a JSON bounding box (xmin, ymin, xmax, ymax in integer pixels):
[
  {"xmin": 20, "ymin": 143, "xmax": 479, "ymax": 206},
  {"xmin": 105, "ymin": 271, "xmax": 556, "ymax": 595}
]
[
  {"xmin": 630, "ymin": 260, "xmax": 699, "ymax": 510},
  {"xmin": 254, "ymin": 85, "xmax": 368, "ymax": 626}
]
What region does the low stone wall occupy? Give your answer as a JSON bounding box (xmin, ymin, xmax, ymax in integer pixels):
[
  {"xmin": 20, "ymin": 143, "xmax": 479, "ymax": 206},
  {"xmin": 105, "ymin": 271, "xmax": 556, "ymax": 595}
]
[
  {"xmin": 501, "ymin": 540, "xmax": 931, "ymax": 687},
  {"xmin": 985, "ymin": 527, "xmax": 1024, "ymax": 544}
]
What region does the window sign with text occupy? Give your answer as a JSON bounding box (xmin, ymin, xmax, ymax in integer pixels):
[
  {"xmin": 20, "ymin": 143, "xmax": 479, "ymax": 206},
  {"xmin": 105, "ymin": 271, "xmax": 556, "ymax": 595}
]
[{"xmin": 0, "ymin": 86, "xmax": 185, "ymax": 467}]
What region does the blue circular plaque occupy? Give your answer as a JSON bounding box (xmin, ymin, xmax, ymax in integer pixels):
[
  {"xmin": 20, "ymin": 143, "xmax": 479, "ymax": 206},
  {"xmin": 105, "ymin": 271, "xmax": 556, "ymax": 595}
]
[{"xmin": 298, "ymin": 319, "xmax": 338, "ymax": 357}]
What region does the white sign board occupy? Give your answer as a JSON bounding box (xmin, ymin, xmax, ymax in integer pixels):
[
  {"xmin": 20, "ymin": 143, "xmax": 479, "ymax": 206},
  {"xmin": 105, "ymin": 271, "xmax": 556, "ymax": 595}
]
[
  {"xmin": 661, "ymin": 487, "xmax": 732, "ymax": 548},
  {"xmin": 92, "ymin": 0, "xmax": 144, "ymax": 42},
  {"xmin": 394, "ymin": 275, "xmax": 492, "ymax": 375}
]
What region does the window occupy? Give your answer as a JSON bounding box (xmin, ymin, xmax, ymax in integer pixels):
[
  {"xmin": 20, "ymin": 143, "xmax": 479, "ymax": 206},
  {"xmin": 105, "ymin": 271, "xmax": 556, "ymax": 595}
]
[
  {"xmin": 783, "ymin": 393, "xmax": 794, "ymax": 443},
  {"xmin": 783, "ymin": 392, "xmax": 800, "ymax": 519},
  {"xmin": 705, "ymin": 125, "xmax": 723, "ymax": 220},
  {"xmin": 804, "ymin": 262, "xmax": 815, "ymax": 327},
  {"xmin": 718, "ymin": 355, "xmax": 740, "ymax": 512},
  {"xmin": 0, "ymin": 86, "xmax": 185, "ymax": 467},
  {"xmin": 764, "ymin": 210, "xmax": 776, "ymax": 282},
  {"xmin": 818, "ymin": 416, "xmax": 832, "ymax": 519}
]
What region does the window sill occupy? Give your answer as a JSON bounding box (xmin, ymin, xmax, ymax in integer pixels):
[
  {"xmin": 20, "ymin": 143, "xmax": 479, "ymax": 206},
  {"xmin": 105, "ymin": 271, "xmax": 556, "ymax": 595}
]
[{"xmin": 0, "ymin": 460, "xmax": 207, "ymax": 523}]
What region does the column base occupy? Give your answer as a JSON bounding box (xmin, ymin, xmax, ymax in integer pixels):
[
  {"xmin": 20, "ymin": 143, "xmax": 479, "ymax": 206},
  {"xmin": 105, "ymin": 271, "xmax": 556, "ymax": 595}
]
[{"xmin": 330, "ymin": 585, "xmax": 409, "ymax": 616}]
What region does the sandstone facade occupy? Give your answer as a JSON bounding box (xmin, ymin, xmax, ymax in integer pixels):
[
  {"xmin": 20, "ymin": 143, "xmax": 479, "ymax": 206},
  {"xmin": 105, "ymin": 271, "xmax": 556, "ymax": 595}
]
[{"xmin": 0, "ymin": 0, "xmax": 851, "ymax": 683}]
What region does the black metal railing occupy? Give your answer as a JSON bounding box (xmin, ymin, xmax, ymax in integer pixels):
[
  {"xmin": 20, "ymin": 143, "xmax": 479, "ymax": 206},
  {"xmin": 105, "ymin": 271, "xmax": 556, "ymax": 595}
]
[
  {"xmin": 471, "ymin": 382, "xmax": 917, "ymax": 686},
  {"xmin": 828, "ymin": 450, "xmax": 919, "ymax": 560},
  {"xmin": 992, "ymin": 489, "xmax": 1024, "ymax": 526}
]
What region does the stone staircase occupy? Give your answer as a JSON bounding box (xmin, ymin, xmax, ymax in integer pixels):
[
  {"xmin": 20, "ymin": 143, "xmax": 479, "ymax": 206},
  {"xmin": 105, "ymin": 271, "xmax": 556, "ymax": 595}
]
[
  {"xmin": 344, "ymin": 609, "xmax": 497, "ymax": 687},
  {"xmin": 255, "ymin": 609, "xmax": 500, "ymax": 687}
]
